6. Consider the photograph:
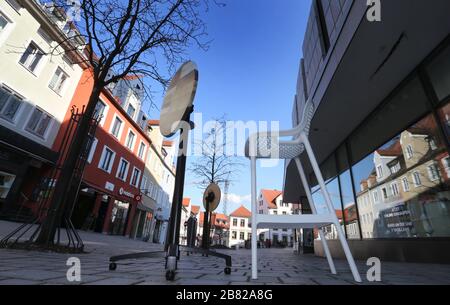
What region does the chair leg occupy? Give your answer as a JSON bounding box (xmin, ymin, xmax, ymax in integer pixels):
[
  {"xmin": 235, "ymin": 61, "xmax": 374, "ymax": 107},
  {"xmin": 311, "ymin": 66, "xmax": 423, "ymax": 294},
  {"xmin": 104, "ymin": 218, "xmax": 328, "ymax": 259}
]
[
  {"xmin": 295, "ymin": 157, "xmax": 336, "ymax": 275},
  {"xmin": 250, "ymin": 156, "xmax": 258, "ymax": 280},
  {"xmin": 301, "ymin": 134, "xmax": 362, "ymax": 283}
]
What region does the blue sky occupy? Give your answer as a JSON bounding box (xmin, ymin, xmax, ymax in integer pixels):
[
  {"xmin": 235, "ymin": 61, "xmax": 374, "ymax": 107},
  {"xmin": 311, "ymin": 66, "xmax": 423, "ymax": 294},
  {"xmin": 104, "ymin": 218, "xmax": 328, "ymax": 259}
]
[{"xmin": 154, "ymin": 0, "xmax": 313, "ymax": 214}]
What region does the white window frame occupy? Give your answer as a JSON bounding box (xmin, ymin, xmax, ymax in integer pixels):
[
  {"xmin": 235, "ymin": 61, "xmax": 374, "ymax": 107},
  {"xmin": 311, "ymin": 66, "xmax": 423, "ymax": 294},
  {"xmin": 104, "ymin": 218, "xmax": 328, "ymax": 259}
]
[
  {"xmin": 87, "ymin": 137, "xmax": 98, "ymax": 164},
  {"xmin": 402, "ymin": 177, "xmax": 410, "ymax": 192},
  {"xmin": 24, "ymin": 107, "xmax": 54, "ymax": 139},
  {"xmin": 140, "ymin": 175, "xmax": 148, "ymax": 193},
  {"xmin": 109, "ymin": 113, "xmax": 124, "ymax": 140},
  {"xmin": 406, "ymin": 145, "xmax": 414, "ymax": 159},
  {"xmin": 0, "ymin": 9, "xmax": 14, "ymax": 47},
  {"xmin": 95, "ymin": 98, "xmax": 109, "ymax": 126},
  {"xmin": 125, "ymin": 128, "xmax": 136, "ymax": 151},
  {"xmin": 116, "ymin": 157, "xmax": 130, "ymax": 181},
  {"xmin": 5, "ymin": 0, "xmax": 22, "ymax": 14},
  {"xmin": 138, "ymin": 140, "xmax": 147, "ymax": 160},
  {"xmin": 376, "ymin": 165, "xmax": 383, "ymax": 178},
  {"xmin": 372, "ymin": 190, "xmax": 379, "ymax": 203},
  {"xmin": 427, "ymin": 164, "xmax": 440, "ymax": 182},
  {"xmin": 18, "ymin": 41, "xmax": 45, "ymax": 75},
  {"xmin": 98, "ymin": 145, "xmax": 116, "ymax": 173},
  {"xmin": 412, "ymin": 171, "xmax": 422, "ymax": 187},
  {"xmin": 442, "ymin": 157, "xmax": 450, "ymax": 177},
  {"xmin": 48, "ymin": 66, "xmax": 69, "ymax": 95},
  {"xmin": 130, "ymin": 166, "xmax": 142, "ymax": 187},
  {"xmin": 390, "ymin": 182, "xmax": 399, "ymax": 197},
  {"xmin": 0, "ymin": 84, "xmax": 24, "ymax": 123}
]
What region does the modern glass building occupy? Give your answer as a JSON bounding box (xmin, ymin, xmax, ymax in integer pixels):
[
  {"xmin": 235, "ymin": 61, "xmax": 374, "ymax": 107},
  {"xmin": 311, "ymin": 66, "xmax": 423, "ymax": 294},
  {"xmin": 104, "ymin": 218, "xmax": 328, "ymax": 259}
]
[{"xmin": 283, "ymin": 0, "xmax": 450, "ymax": 263}]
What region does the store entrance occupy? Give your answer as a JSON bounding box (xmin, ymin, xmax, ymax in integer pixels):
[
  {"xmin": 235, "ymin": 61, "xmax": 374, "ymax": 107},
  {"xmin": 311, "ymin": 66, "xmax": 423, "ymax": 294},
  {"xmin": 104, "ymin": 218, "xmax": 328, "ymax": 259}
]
[{"xmin": 109, "ymin": 200, "xmax": 130, "ymax": 236}]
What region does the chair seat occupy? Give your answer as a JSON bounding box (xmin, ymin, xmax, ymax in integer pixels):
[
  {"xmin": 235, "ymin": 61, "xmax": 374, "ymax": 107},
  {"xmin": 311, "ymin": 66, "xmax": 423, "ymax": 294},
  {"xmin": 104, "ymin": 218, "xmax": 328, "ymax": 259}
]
[
  {"xmin": 245, "ymin": 136, "xmax": 305, "ymax": 159},
  {"xmin": 254, "ymin": 214, "xmax": 335, "ymax": 229}
]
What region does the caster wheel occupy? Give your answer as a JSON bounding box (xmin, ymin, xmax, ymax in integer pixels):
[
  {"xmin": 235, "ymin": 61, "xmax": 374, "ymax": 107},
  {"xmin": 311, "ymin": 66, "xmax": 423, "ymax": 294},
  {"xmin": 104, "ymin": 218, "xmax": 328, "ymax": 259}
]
[
  {"xmin": 166, "ymin": 270, "xmax": 176, "ymax": 281},
  {"xmin": 224, "ymin": 267, "xmax": 231, "ymax": 275},
  {"xmin": 109, "ymin": 263, "xmax": 117, "ymax": 271}
]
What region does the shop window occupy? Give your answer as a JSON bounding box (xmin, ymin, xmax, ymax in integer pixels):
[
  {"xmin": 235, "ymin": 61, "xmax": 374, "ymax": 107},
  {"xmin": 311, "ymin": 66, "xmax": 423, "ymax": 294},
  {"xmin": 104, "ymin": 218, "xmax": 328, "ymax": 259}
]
[
  {"xmin": 353, "ymin": 113, "xmax": 450, "ymax": 239},
  {"xmin": 0, "ymin": 171, "xmax": 16, "ymax": 200},
  {"xmin": 312, "ymin": 177, "xmax": 343, "ymax": 240}
]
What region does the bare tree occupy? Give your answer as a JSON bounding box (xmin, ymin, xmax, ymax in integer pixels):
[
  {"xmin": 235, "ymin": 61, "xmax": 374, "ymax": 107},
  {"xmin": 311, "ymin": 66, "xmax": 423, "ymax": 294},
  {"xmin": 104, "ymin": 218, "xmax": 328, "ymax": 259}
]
[
  {"xmin": 189, "ymin": 116, "xmax": 243, "ymax": 190},
  {"xmin": 32, "ymin": 0, "xmax": 216, "ymax": 246}
]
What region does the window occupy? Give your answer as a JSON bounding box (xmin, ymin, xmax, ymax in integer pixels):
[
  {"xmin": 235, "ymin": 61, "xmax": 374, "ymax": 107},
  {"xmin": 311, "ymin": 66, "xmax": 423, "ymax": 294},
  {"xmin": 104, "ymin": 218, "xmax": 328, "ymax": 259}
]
[
  {"xmin": 126, "ymin": 130, "xmax": 136, "ymax": 150},
  {"xmin": 406, "ymin": 145, "xmax": 414, "ymax": 159},
  {"xmin": 443, "ymin": 157, "xmax": 450, "ymax": 177},
  {"xmin": 427, "ymin": 164, "xmax": 440, "ymax": 182},
  {"xmin": 233, "ymin": 219, "xmax": 237, "ymax": 227},
  {"xmin": 116, "ymin": 158, "xmax": 129, "ymax": 181},
  {"xmin": 0, "ymin": 86, "xmax": 22, "ymax": 122},
  {"xmin": 240, "ymin": 232, "xmax": 245, "ymax": 240},
  {"xmin": 402, "ymin": 177, "xmax": 410, "ymax": 192},
  {"xmin": 0, "ymin": 171, "xmax": 16, "ymax": 199},
  {"xmin": 140, "ymin": 176, "xmax": 148, "ymax": 193},
  {"xmin": 372, "ymin": 190, "xmax": 379, "ymax": 203},
  {"xmin": 391, "ymin": 183, "xmax": 399, "ymax": 197},
  {"xmin": 111, "ymin": 115, "xmax": 123, "ymax": 139},
  {"xmin": 25, "ymin": 108, "xmax": 52, "ymax": 138},
  {"xmin": 382, "ymin": 188, "xmax": 388, "ymax": 200},
  {"xmin": 376, "ymin": 165, "xmax": 383, "ymax": 178},
  {"xmin": 19, "ymin": 42, "xmax": 44, "ymax": 73},
  {"xmin": 98, "ymin": 146, "xmax": 115, "ymax": 173},
  {"xmin": 87, "ymin": 138, "xmax": 98, "ymax": 163},
  {"xmin": 390, "ymin": 163, "xmax": 400, "ymax": 174},
  {"xmin": 130, "ymin": 167, "xmax": 141, "ymax": 187},
  {"xmin": 127, "ymin": 104, "xmax": 136, "ymax": 119},
  {"xmin": 232, "ymin": 231, "xmax": 237, "ymax": 239},
  {"xmin": 0, "ymin": 12, "xmax": 10, "ymax": 34},
  {"xmin": 94, "ymin": 100, "xmax": 106, "ymax": 120},
  {"xmin": 138, "ymin": 142, "xmax": 146, "ymax": 159},
  {"xmin": 49, "ymin": 67, "xmax": 68, "ymax": 94},
  {"xmin": 240, "ymin": 219, "xmax": 245, "ymax": 227},
  {"xmin": 413, "ymin": 171, "xmax": 422, "ymax": 187}
]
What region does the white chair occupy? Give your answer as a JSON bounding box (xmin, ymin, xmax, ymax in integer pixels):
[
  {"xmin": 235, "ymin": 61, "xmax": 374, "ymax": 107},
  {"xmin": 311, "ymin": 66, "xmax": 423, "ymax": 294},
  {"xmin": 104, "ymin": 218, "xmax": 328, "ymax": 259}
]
[{"xmin": 245, "ymin": 100, "xmax": 362, "ymax": 282}]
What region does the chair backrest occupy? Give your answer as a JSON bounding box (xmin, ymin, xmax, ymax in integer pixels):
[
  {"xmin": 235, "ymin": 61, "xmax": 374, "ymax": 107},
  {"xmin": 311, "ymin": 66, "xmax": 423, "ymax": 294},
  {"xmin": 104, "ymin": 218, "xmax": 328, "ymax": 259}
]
[{"xmin": 296, "ymin": 99, "xmax": 315, "ymax": 139}]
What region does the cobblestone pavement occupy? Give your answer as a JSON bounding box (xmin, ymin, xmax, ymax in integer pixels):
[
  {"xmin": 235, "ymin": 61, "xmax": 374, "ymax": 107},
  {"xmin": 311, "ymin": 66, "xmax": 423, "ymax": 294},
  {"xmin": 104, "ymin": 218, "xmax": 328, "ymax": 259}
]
[{"xmin": 0, "ymin": 221, "xmax": 449, "ymax": 285}]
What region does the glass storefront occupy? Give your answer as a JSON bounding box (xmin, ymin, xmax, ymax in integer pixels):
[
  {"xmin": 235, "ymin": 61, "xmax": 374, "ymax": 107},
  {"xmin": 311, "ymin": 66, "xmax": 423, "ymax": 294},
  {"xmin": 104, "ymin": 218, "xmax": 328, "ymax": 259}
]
[
  {"xmin": 0, "ymin": 171, "xmax": 15, "ymax": 200},
  {"xmin": 109, "ymin": 200, "xmax": 130, "ymax": 236},
  {"xmin": 308, "ymin": 39, "xmax": 450, "ymax": 241}
]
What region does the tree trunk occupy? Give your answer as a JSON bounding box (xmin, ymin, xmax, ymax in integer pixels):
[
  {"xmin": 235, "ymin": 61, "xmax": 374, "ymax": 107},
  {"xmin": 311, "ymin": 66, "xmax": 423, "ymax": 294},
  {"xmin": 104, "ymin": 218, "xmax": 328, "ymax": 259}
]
[{"xmin": 36, "ymin": 85, "xmax": 102, "ymax": 246}]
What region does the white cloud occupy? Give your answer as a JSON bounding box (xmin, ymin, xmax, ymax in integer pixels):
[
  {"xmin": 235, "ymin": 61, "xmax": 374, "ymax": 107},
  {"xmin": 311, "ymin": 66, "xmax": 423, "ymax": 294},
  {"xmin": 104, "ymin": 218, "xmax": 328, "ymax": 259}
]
[{"xmin": 226, "ymin": 193, "xmax": 251, "ymax": 205}]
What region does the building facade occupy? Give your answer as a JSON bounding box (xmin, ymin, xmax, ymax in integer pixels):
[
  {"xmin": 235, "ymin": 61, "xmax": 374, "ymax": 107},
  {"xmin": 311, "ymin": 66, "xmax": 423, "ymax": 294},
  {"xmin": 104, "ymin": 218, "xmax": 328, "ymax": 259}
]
[
  {"xmin": 228, "ymin": 205, "xmax": 252, "ymax": 248},
  {"xmin": 0, "ymin": 0, "xmax": 86, "ymax": 219},
  {"xmin": 283, "ymin": 0, "xmax": 450, "ymax": 263},
  {"xmin": 51, "ymin": 68, "xmax": 151, "ymax": 238},
  {"xmin": 257, "ymin": 189, "xmax": 294, "ymax": 247}
]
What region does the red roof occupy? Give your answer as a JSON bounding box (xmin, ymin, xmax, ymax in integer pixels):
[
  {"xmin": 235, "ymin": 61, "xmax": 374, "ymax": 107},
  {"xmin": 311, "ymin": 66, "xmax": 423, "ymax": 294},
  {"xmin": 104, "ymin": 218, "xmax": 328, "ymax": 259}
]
[
  {"xmin": 376, "ymin": 140, "xmax": 402, "ymax": 157},
  {"xmin": 230, "ymin": 205, "xmax": 251, "ymax": 218},
  {"xmin": 122, "ymin": 74, "xmax": 143, "ymax": 81},
  {"xmin": 149, "ymin": 120, "xmax": 160, "ymax": 126},
  {"xmin": 261, "ymin": 189, "xmax": 282, "ymax": 209},
  {"xmin": 182, "ymin": 198, "xmax": 191, "ymax": 207},
  {"xmin": 191, "ymin": 205, "xmax": 200, "ymax": 215},
  {"xmin": 199, "ymin": 212, "xmax": 229, "ymax": 229}
]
